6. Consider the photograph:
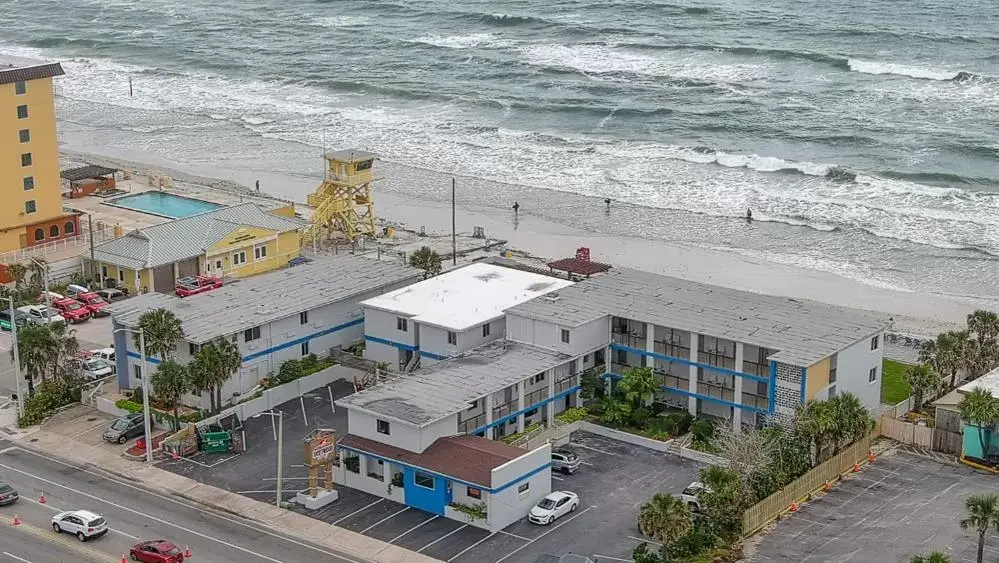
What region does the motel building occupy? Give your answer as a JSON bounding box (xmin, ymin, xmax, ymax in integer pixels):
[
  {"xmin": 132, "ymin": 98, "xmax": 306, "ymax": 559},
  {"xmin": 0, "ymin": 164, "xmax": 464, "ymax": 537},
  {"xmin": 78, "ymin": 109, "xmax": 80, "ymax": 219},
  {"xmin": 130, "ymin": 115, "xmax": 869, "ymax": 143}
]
[{"xmin": 108, "ymin": 255, "xmax": 419, "ymax": 410}]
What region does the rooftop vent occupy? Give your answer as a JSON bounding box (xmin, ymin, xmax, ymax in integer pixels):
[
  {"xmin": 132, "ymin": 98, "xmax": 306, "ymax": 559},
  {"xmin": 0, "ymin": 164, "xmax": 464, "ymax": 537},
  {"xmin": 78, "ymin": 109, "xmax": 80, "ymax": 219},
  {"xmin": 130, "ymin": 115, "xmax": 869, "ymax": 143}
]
[{"xmin": 543, "ymin": 292, "xmax": 560, "ymax": 302}]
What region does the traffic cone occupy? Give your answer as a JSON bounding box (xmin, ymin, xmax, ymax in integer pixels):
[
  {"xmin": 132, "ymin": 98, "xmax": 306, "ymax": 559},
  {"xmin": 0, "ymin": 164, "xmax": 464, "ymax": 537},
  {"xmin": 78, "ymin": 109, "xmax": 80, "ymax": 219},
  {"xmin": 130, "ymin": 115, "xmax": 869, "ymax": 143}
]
[
  {"xmin": 823, "ymin": 481, "xmax": 830, "ymax": 492},
  {"xmin": 120, "ymin": 555, "xmax": 127, "ymax": 563},
  {"xmin": 38, "ymin": 491, "xmax": 46, "ymax": 504},
  {"xmin": 852, "ymin": 462, "xmax": 860, "ymax": 473},
  {"xmin": 11, "ymin": 514, "xmax": 20, "ymax": 526},
  {"xmin": 789, "ymin": 501, "xmax": 798, "ymax": 512},
  {"xmin": 184, "ymin": 545, "xmax": 192, "ymax": 557},
  {"xmin": 868, "ymin": 451, "xmax": 876, "ymax": 463},
  {"xmin": 172, "ymin": 449, "xmax": 180, "ymax": 461}
]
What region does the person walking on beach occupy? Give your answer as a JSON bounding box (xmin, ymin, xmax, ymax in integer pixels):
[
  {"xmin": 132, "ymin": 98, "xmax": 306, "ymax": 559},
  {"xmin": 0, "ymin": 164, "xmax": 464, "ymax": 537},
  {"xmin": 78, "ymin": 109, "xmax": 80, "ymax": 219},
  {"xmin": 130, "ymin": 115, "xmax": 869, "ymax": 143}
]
[
  {"xmin": 255, "ymin": 179, "xmax": 260, "ymax": 192},
  {"xmin": 512, "ymin": 201, "xmax": 520, "ymax": 216},
  {"xmin": 746, "ymin": 208, "xmax": 753, "ymax": 222},
  {"xmin": 604, "ymin": 198, "xmax": 612, "ymax": 211}
]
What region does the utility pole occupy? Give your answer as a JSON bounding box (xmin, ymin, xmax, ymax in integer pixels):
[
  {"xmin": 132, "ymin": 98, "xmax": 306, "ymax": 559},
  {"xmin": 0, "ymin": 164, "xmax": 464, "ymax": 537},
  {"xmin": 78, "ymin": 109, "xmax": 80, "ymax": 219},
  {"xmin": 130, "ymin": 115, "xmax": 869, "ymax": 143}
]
[
  {"xmin": 87, "ymin": 214, "xmax": 96, "ymax": 285},
  {"xmin": 139, "ymin": 328, "xmax": 153, "ymax": 463},
  {"xmin": 451, "ymin": 178, "xmax": 457, "ymax": 266},
  {"xmin": 8, "ymin": 297, "xmax": 23, "ymax": 413},
  {"xmin": 276, "ymin": 410, "xmax": 284, "ymax": 507}
]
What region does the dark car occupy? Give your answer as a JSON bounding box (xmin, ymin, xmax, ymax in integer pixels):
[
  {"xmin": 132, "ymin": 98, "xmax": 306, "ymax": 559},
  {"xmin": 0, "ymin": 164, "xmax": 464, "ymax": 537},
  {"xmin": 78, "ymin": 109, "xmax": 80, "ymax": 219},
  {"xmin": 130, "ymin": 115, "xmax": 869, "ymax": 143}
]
[
  {"xmin": 103, "ymin": 413, "xmax": 146, "ymax": 444},
  {"xmin": 0, "ymin": 481, "xmax": 18, "ymax": 505},
  {"xmin": 130, "ymin": 540, "xmax": 185, "ymax": 562}
]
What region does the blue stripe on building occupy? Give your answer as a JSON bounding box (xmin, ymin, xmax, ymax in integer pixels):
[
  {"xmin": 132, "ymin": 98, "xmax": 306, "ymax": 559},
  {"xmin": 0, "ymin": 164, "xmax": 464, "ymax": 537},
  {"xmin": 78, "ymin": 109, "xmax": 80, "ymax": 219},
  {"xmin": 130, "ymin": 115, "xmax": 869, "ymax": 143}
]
[
  {"xmin": 364, "ymin": 334, "xmax": 417, "ymax": 351},
  {"xmin": 609, "ymin": 343, "xmax": 769, "ymax": 382},
  {"xmin": 800, "ymin": 366, "xmax": 807, "ymax": 404},
  {"xmin": 419, "ymin": 350, "xmax": 449, "ymax": 361},
  {"xmin": 470, "ymin": 385, "xmax": 581, "ymax": 435},
  {"xmin": 768, "ymin": 361, "xmax": 777, "ymax": 415},
  {"xmin": 604, "ymin": 372, "xmax": 768, "ymax": 413}
]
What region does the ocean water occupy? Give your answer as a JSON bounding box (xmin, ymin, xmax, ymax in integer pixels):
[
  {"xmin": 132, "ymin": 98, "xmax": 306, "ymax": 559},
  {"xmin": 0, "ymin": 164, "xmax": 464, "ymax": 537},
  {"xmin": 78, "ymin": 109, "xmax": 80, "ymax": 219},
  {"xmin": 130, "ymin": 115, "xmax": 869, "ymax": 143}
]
[{"xmin": 3, "ymin": 0, "xmax": 998, "ymax": 302}]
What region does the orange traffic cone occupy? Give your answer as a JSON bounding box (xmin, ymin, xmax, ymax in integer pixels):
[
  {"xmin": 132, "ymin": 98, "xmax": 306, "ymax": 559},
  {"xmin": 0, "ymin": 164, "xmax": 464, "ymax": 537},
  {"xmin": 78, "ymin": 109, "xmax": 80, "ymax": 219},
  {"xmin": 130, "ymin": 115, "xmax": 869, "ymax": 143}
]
[
  {"xmin": 11, "ymin": 514, "xmax": 20, "ymax": 526},
  {"xmin": 38, "ymin": 491, "xmax": 46, "ymax": 504},
  {"xmin": 172, "ymin": 449, "xmax": 180, "ymax": 461},
  {"xmin": 789, "ymin": 501, "xmax": 798, "ymax": 512},
  {"xmin": 184, "ymin": 545, "xmax": 192, "ymax": 557},
  {"xmin": 868, "ymin": 451, "xmax": 876, "ymax": 463},
  {"xmin": 120, "ymin": 555, "xmax": 127, "ymax": 563},
  {"xmin": 823, "ymin": 481, "xmax": 830, "ymax": 492},
  {"xmin": 852, "ymin": 462, "xmax": 860, "ymax": 473}
]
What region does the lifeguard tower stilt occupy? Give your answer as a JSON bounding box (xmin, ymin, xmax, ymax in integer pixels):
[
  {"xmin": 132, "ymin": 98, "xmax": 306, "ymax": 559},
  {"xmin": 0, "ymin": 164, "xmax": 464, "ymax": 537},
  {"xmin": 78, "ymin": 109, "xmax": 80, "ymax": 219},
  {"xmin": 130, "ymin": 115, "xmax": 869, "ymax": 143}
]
[{"xmin": 306, "ymin": 149, "xmax": 377, "ymax": 243}]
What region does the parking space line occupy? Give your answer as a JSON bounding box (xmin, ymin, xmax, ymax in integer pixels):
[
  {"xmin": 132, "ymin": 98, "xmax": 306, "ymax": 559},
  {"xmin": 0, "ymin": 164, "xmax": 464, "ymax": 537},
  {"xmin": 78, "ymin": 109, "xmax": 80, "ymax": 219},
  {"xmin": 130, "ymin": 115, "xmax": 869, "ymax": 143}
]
[
  {"xmin": 448, "ymin": 531, "xmax": 496, "ymax": 562},
  {"xmin": 552, "ymin": 475, "xmax": 564, "ymax": 481},
  {"xmin": 593, "ymin": 555, "xmax": 630, "ymax": 562},
  {"xmin": 573, "ymin": 444, "xmax": 618, "ymax": 457},
  {"xmin": 332, "ymin": 498, "xmax": 384, "ymax": 526},
  {"xmin": 580, "ymin": 461, "xmax": 594, "ymax": 466},
  {"xmin": 67, "ymin": 420, "xmax": 109, "ymax": 440},
  {"xmin": 627, "ymin": 535, "xmax": 660, "ymax": 546},
  {"xmin": 4, "ymin": 552, "xmax": 32, "ymax": 563},
  {"xmin": 498, "ymin": 530, "xmax": 531, "ymax": 541},
  {"xmin": 388, "ymin": 515, "xmax": 438, "ymax": 544},
  {"xmin": 418, "ymin": 524, "xmax": 467, "ymax": 552},
  {"xmin": 360, "ymin": 506, "xmax": 409, "ymax": 534},
  {"xmin": 494, "ymin": 507, "xmax": 593, "ymax": 563}
]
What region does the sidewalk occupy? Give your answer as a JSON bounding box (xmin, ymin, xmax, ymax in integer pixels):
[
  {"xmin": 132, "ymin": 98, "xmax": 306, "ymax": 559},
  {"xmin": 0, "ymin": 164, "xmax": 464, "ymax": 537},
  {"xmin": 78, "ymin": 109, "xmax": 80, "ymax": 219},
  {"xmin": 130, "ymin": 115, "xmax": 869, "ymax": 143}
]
[{"xmin": 9, "ymin": 422, "xmax": 441, "ymax": 563}]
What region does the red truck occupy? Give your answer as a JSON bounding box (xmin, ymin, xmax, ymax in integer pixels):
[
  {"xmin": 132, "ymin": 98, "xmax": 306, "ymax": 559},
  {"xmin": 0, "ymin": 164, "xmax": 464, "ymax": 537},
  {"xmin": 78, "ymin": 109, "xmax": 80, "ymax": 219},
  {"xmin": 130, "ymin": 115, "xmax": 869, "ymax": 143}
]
[
  {"xmin": 47, "ymin": 298, "xmax": 92, "ymax": 324},
  {"xmin": 75, "ymin": 292, "xmax": 110, "ymax": 317},
  {"xmin": 175, "ymin": 275, "xmax": 223, "ymax": 297}
]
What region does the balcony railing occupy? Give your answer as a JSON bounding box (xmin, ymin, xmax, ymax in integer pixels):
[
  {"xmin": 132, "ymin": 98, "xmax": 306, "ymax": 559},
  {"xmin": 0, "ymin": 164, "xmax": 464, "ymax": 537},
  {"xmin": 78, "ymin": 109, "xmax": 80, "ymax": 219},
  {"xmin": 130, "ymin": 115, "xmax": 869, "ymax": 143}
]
[
  {"xmin": 524, "ymin": 388, "xmax": 549, "ymax": 408},
  {"xmin": 554, "ymin": 376, "xmax": 577, "ymax": 394},
  {"xmin": 741, "ymin": 393, "xmax": 769, "ymax": 410},
  {"xmin": 492, "ymin": 401, "xmax": 515, "ymax": 421},
  {"xmin": 458, "ymin": 413, "xmax": 486, "ymax": 433}
]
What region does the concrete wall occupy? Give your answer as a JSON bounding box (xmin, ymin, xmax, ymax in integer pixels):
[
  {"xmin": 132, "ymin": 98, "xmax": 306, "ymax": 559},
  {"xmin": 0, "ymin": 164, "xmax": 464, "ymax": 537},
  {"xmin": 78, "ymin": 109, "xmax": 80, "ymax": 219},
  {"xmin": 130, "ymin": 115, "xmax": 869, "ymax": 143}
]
[
  {"xmin": 488, "ymin": 444, "xmax": 551, "ymax": 532},
  {"xmin": 834, "ymin": 331, "xmax": 883, "ymax": 411},
  {"xmin": 363, "ymin": 307, "xmax": 416, "ymax": 367},
  {"xmin": 506, "ymin": 313, "xmax": 609, "ymax": 357},
  {"xmin": 346, "ymin": 408, "xmax": 458, "ymax": 454}
]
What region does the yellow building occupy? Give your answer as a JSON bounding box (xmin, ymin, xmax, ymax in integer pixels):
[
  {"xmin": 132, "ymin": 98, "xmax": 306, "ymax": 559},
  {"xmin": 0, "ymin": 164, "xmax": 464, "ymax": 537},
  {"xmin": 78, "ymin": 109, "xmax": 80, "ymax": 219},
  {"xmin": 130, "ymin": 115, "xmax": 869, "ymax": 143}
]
[
  {"xmin": 0, "ymin": 57, "xmax": 79, "ymax": 252},
  {"xmin": 87, "ymin": 203, "xmax": 304, "ymax": 294}
]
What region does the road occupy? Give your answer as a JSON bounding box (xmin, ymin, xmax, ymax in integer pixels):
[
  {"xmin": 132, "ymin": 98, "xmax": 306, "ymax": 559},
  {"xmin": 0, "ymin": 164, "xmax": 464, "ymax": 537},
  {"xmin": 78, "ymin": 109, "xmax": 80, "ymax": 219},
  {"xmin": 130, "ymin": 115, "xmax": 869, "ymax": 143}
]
[{"xmin": 0, "ymin": 440, "xmax": 363, "ymax": 563}]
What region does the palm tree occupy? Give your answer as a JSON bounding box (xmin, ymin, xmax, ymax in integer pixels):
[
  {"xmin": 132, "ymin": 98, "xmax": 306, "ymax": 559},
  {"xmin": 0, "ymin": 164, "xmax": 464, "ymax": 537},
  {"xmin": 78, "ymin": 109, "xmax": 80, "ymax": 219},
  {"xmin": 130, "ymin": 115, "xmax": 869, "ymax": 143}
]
[
  {"xmin": 958, "ymin": 388, "xmax": 999, "ymax": 462},
  {"xmin": 904, "ymin": 364, "xmax": 940, "ymax": 413},
  {"xmin": 637, "ymin": 493, "xmax": 691, "ymax": 545},
  {"xmin": 408, "ymin": 246, "xmax": 442, "ymax": 280},
  {"xmin": 968, "ymin": 310, "xmax": 999, "ymax": 345},
  {"xmin": 27, "ymin": 258, "xmax": 47, "ymax": 291},
  {"xmin": 12, "ymin": 324, "xmax": 54, "ymax": 396},
  {"xmin": 620, "ymin": 366, "xmax": 658, "ymax": 406},
  {"xmin": 910, "ymin": 552, "xmax": 951, "ymax": 563},
  {"xmin": 210, "ymin": 337, "xmax": 242, "ymax": 412},
  {"xmin": 920, "ymin": 333, "xmax": 963, "ymax": 389},
  {"xmin": 135, "ymin": 308, "xmax": 184, "ymax": 360},
  {"xmin": 827, "ymin": 393, "xmax": 872, "ymax": 452},
  {"xmin": 151, "ymin": 360, "xmax": 190, "ymax": 430},
  {"xmin": 188, "ymin": 351, "xmax": 216, "ymax": 412},
  {"xmin": 960, "ymin": 494, "xmax": 999, "ymax": 563},
  {"xmin": 7, "ymin": 263, "xmax": 27, "ymax": 292},
  {"xmin": 795, "ymin": 400, "xmax": 835, "ymax": 465}
]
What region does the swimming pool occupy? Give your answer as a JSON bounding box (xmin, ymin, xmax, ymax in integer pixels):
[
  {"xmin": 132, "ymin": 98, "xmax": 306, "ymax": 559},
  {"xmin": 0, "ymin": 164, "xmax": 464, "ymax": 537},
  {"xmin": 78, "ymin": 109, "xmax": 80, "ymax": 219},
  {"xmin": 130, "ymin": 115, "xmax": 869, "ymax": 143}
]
[{"xmin": 106, "ymin": 191, "xmax": 225, "ymax": 219}]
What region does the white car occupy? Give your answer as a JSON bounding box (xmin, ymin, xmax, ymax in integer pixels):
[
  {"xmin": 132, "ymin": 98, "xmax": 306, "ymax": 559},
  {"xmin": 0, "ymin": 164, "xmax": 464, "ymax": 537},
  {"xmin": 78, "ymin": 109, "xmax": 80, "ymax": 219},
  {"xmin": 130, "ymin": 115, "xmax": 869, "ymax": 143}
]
[
  {"xmin": 90, "ymin": 348, "xmax": 116, "ymax": 367},
  {"xmin": 18, "ymin": 304, "xmax": 66, "ymax": 325},
  {"xmin": 51, "ymin": 509, "xmax": 108, "ymax": 542},
  {"xmin": 69, "ymin": 357, "xmax": 114, "ymax": 380},
  {"xmin": 528, "ymin": 491, "xmax": 579, "ymax": 525},
  {"xmin": 676, "ymin": 481, "xmax": 710, "ymax": 512}
]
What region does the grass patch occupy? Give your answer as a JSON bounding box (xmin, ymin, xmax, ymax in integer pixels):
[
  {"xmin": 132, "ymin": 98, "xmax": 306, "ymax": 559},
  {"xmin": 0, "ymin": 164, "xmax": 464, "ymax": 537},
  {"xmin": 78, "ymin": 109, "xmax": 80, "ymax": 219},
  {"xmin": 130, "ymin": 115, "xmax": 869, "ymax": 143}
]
[{"xmin": 881, "ymin": 358, "xmax": 911, "ymax": 404}]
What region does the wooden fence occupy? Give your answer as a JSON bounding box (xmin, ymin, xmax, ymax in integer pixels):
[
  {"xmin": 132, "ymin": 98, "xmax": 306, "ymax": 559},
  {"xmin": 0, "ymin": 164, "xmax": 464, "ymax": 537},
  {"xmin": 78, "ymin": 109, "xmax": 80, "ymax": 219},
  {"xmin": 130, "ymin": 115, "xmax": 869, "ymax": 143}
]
[
  {"xmin": 880, "ymin": 415, "xmax": 963, "ymax": 455},
  {"xmin": 742, "ymin": 433, "xmax": 874, "ymax": 536}
]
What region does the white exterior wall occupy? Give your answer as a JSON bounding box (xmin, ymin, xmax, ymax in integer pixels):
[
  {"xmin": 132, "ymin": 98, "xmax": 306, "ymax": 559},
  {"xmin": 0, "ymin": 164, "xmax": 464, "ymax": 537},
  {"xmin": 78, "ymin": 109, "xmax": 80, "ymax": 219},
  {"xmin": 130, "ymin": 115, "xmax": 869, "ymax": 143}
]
[
  {"xmin": 346, "ymin": 408, "xmax": 458, "ymax": 453},
  {"xmin": 506, "ymin": 313, "xmax": 609, "ymax": 357},
  {"xmin": 487, "ymin": 444, "xmax": 551, "ymax": 532},
  {"xmin": 831, "ymin": 331, "xmax": 884, "ymax": 411},
  {"xmin": 364, "ymin": 306, "xmax": 418, "ymax": 366},
  {"xmin": 419, "ymin": 324, "xmax": 451, "ymax": 364}
]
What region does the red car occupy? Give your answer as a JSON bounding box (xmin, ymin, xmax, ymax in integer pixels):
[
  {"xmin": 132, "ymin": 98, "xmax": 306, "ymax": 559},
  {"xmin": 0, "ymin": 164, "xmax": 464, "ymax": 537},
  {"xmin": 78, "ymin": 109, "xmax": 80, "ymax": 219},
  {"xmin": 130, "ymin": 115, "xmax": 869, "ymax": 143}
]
[
  {"xmin": 75, "ymin": 292, "xmax": 110, "ymax": 317},
  {"xmin": 47, "ymin": 298, "xmax": 91, "ymax": 323},
  {"xmin": 175, "ymin": 275, "xmax": 223, "ymax": 297},
  {"xmin": 129, "ymin": 540, "xmax": 184, "ymax": 562}
]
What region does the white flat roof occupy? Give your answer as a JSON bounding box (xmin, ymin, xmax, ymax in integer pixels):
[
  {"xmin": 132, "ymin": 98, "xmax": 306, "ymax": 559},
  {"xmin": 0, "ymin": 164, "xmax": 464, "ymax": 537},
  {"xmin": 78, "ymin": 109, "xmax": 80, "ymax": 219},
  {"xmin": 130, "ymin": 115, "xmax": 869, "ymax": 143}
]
[
  {"xmin": 361, "ymin": 262, "xmax": 574, "ymax": 331},
  {"xmin": 958, "ymin": 366, "xmax": 999, "ymax": 397}
]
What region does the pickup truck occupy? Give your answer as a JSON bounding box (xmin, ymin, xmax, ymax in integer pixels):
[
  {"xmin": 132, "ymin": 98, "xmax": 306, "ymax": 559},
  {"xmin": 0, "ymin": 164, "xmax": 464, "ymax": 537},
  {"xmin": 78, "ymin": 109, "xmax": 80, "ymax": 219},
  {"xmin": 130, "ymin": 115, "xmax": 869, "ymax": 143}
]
[
  {"xmin": 175, "ymin": 275, "xmax": 223, "ymax": 297},
  {"xmin": 48, "ymin": 298, "xmax": 92, "ymax": 324},
  {"xmin": 75, "ymin": 291, "xmax": 110, "ymax": 317}
]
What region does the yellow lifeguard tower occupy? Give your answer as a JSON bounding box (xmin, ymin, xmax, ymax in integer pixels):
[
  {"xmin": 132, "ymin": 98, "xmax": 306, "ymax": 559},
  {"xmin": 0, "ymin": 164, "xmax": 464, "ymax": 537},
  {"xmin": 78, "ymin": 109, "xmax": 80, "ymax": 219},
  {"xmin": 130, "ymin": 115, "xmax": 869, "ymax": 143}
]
[{"xmin": 306, "ymin": 149, "xmax": 377, "ymax": 242}]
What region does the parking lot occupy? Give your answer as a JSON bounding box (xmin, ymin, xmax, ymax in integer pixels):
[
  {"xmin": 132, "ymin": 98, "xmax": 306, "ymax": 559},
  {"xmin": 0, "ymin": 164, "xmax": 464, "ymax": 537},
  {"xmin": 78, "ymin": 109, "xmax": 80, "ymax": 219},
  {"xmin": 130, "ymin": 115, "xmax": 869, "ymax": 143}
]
[
  {"xmin": 160, "ymin": 383, "xmax": 703, "ymax": 563},
  {"xmin": 749, "ymin": 447, "xmax": 998, "ymax": 563}
]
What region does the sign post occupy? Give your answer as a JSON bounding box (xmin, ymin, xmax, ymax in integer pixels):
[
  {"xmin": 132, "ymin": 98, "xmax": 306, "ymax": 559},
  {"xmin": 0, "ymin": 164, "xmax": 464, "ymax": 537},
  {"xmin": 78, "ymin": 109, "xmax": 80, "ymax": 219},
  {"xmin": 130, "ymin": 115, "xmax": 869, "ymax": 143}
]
[{"xmin": 296, "ymin": 429, "xmax": 339, "ymax": 509}]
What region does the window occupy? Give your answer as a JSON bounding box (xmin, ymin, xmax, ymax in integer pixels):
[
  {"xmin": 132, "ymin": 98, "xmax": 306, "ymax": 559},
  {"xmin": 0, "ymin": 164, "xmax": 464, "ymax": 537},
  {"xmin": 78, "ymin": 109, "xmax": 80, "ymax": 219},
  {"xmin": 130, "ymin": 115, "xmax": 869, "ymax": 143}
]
[
  {"xmin": 517, "ymin": 482, "xmax": 530, "ymax": 495},
  {"xmin": 254, "ymin": 244, "xmax": 267, "ymax": 259},
  {"xmin": 467, "ymin": 487, "xmax": 481, "ymax": 499},
  {"xmin": 21, "ymin": 153, "xmax": 31, "ymax": 167},
  {"xmin": 101, "ymin": 265, "xmax": 108, "ymax": 278},
  {"xmin": 14, "ymin": 81, "xmax": 25, "ymax": 95},
  {"xmin": 616, "ymin": 349, "xmax": 627, "ymax": 365},
  {"xmin": 118, "ymin": 269, "xmax": 125, "ymax": 282},
  {"xmin": 18, "ymin": 129, "xmax": 29, "ymax": 143},
  {"xmin": 133, "ymin": 365, "xmax": 142, "ymax": 380},
  {"xmin": 377, "ymin": 419, "xmax": 390, "ymax": 435},
  {"xmin": 244, "ymin": 326, "xmax": 261, "ymax": 342},
  {"xmin": 49, "ymin": 225, "xmax": 59, "ymax": 238},
  {"xmin": 525, "ymin": 408, "xmax": 538, "ymax": 417},
  {"xmin": 870, "ymin": 336, "xmax": 879, "ymax": 351},
  {"xmin": 482, "ymin": 323, "xmax": 490, "ymax": 338},
  {"xmin": 232, "ymin": 251, "xmax": 246, "ymax": 265},
  {"xmin": 300, "ymin": 311, "xmax": 308, "ymax": 325},
  {"xmin": 868, "ymin": 366, "xmax": 877, "ymax": 383},
  {"xmin": 188, "ymin": 343, "xmax": 199, "ymax": 356},
  {"xmin": 16, "ymin": 105, "xmax": 27, "ymax": 119},
  {"xmin": 397, "ymin": 317, "xmax": 408, "ymax": 332},
  {"xmin": 301, "ymin": 341, "xmax": 309, "ymax": 356},
  {"xmin": 414, "ymin": 472, "xmax": 434, "ymax": 489},
  {"xmin": 65, "ymin": 221, "xmax": 74, "ymax": 234},
  {"xmin": 33, "ymin": 228, "xmax": 44, "ymax": 241},
  {"xmin": 533, "ymin": 372, "xmax": 545, "ymax": 384},
  {"xmin": 828, "ymin": 385, "xmax": 837, "ymax": 398},
  {"xmin": 583, "ymin": 354, "xmax": 590, "ymax": 363},
  {"xmin": 467, "ymin": 399, "xmax": 478, "ymax": 411},
  {"xmin": 447, "ymin": 331, "xmax": 457, "ymax": 345},
  {"xmin": 22, "ymin": 176, "xmax": 33, "ymax": 190},
  {"xmin": 560, "ymin": 329, "xmax": 570, "ymax": 344},
  {"xmin": 24, "ymin": 200, "xmax": 36, "ymax": 214}
]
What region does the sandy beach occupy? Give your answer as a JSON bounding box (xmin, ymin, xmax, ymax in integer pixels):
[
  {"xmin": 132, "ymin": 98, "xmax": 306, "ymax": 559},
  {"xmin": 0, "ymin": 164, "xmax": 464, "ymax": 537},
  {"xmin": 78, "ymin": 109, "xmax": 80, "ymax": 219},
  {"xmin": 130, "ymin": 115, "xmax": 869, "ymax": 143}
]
[{"xmin": 61, "ymin": 145, "xmax": 988, "ymax": 339}]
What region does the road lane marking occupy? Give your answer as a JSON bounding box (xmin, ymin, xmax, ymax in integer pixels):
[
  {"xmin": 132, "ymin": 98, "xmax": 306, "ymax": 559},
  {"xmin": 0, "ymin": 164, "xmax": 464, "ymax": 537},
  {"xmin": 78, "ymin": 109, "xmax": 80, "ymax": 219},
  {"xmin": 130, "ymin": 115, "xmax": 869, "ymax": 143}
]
[
  {"xmin": 17, "ymin": 492, "xmax": 140, "ymax": 540},
  {"xmin": 360, "ymin": 506, "xmax": 409, "ymax": 534},
  {"xmin": 494, "ymin": 507, "xmax": 594, "ymax": 563},
  {"xmin": 417, "ymin": 524, "xmax": 467, "ymax": 552},
  {"xmin": 8, "ymin": 520, "xmax": 106, "ymax": 562},
  {"xmin": 332, "ymin": 498, "xmax": 384, "ymax": 526},
  {"xmin": 447, "ymin": 531, "xmax": 496, "ymax": 562},
  {"xmin": 388, "ymin": 515, "xmax": 438, "ymax": 544},
  {"xmin": 4, "ymin": 552, "xmax": 33, "ymax": 563},
  {"xmin": 4, "ymin": 448, "xmax": 365, "ymax": 563}
]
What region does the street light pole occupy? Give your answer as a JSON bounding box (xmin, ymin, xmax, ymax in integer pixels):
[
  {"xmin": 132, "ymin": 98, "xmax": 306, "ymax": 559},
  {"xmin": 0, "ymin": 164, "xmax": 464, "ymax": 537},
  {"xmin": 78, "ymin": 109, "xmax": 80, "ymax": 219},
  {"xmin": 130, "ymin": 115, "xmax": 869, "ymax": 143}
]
[
  {"xmin": 8, "ymin": 297, "xmax": 23, "ymax": 416},
  {"xmin": 276, "ymin": 410, "xmax": 284, "ymax": 508},
  {"xmin": 30, "ymin": 258, "xmax": 51, "ymax": 324},
  {"xmin": 113, "ymin": 326, "xmax": 153, "ymax": 463}
]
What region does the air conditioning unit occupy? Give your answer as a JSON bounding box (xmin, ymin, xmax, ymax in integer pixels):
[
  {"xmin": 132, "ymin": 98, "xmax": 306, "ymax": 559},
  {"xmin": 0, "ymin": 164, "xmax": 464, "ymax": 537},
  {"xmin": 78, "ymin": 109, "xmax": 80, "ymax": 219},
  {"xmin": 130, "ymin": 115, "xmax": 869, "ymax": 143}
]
[{"xmin": 543, "ymin": 292, "xmax": 560, "ymax": 302}]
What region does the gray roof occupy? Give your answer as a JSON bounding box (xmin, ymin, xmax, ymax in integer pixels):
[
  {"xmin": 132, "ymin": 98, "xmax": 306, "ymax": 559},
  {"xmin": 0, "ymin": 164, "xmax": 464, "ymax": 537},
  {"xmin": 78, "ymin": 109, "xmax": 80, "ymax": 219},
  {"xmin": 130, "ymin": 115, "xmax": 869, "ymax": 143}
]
[
  {"xmin": 339, "ymin": 340, "xmax": 570, "ymax": 426},
  {"xmin": 91, "ymin": 203, "xmax": 303, "ymax": 270},
  {"xmin": 506, "ymin": 268, "xmax": 887, "ymax": 367},
  {"xmin": 108, "ymin": 254, "xmax": 420, "ymax": 344},
  {"xmin": 325, "ymin": 149, "xmax": 377, "ymax": 163}
]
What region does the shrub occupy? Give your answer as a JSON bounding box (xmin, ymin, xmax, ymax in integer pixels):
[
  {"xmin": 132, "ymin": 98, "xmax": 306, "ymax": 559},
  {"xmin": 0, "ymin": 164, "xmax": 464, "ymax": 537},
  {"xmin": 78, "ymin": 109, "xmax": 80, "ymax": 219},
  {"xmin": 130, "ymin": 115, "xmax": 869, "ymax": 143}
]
[
  {"xmin": 344, "ymin": 455, "xmax": 360, "ymax": 473},
  {"xmin": 17, "ymin": 379, "xmax": 78, "ymax": 427},
  {"xmin": 691, "ymin": 419, "xmax": 717, "ymax": 447},
  {"xmin": 555, "ymin": 407, "xmax": 589, "ymax": 424},
  {"xmin": 276, "ymin": 359, "xmax": 304, "ymax": 384},
  {"xmin": 449, "ymin": 501, "xmax": 488, "ymax": 521},
  {"xmin": 665, "ymin": 520, "xmax": 720, "ymax": 560},
  {"xmin": 115, "ymin": 399, "xmax": 145, "ymax": 414},
  {"xmin": 663, "ymin": 412, "xmax": 694, "ymax": 435},
  {"xmin": 129, "ymin": 387, "xmax": 145, "ymax": 404},
  {"xmin": 391, "ymin": 472, "xmax": 403, "ymax": 487}
]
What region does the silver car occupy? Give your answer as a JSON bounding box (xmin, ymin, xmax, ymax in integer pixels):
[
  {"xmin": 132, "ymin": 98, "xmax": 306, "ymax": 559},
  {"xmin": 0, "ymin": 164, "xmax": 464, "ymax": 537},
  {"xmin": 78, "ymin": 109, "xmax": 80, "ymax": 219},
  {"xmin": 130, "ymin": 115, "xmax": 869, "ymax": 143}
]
[{"xmin": 551, "ymin": 449, "xmax": 581, "ymax": 475}]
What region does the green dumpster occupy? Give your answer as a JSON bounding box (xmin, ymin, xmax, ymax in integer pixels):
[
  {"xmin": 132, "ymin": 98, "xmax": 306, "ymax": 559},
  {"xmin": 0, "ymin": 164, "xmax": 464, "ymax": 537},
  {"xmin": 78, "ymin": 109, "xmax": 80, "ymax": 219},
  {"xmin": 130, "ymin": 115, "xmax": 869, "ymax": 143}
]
[{"xmin": 202, "ymin": 431, "xmax": 232, "ymax": 453}]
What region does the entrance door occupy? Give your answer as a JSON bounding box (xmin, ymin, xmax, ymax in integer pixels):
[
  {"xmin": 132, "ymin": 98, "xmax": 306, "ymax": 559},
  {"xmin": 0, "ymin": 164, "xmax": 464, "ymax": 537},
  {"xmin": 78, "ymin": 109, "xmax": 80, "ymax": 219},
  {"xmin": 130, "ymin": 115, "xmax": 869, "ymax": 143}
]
[
  {"xmin": 403, "ymin": 468, "xmax": 448, "ymax": 516},
  {"xmin": 152, "ymin": 265, "xmax": 173, "ymax": 294},
  {"xmin": 177, "ymin": 257, "xmax": 199, "ymax": 278}
]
